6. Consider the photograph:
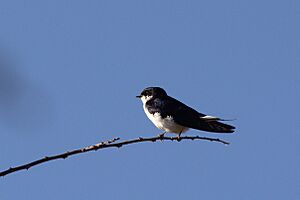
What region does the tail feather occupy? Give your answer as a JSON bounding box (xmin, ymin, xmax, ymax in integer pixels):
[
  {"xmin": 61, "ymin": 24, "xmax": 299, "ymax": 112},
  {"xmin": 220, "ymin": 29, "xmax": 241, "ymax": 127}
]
[
  {"xmin": 205, "ymin": 121, "xmax": 235, "ymax": 133},
  {"xmin": 194, "ymin": 119, "xmax": 235, "ymax": 133}
]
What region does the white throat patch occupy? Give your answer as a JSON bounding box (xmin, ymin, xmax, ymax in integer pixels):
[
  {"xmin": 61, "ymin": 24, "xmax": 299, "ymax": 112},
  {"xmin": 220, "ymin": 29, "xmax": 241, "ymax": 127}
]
[{"xmin": 140, "ymin": 95, "xmax": 153, "ymax": 104}]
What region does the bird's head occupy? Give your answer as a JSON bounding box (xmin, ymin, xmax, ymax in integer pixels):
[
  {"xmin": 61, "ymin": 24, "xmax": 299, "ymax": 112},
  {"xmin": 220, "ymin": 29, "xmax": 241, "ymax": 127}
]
[{"xmin": 136, "ymin": 87, "xmax": 167, "ymax": 103}]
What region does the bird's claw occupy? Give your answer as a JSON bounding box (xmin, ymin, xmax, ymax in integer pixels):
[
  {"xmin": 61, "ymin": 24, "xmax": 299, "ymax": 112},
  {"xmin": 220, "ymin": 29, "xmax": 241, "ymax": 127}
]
[
  {"xmin": 158, "ymin": 132, "xmax": 166, "ymax": 139},
  {"xmin": 177, "ymin": 133, "xmax": 182, "ymax": 141}
]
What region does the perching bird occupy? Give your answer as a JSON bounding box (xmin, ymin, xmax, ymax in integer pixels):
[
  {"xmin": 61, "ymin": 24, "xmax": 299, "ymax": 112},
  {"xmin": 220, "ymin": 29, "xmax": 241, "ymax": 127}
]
[{"xmin": 136, "ymin": 87, "xmax": 235, "ymax": 137}]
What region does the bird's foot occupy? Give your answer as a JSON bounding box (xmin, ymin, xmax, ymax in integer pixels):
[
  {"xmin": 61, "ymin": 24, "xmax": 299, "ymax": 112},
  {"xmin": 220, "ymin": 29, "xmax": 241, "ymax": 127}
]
[
  {"xmin": 177, "ymin": 132, "xmax": 182, "ymax": 141},
  {"xmin": 158, "ymin": 132, "xmax": 166, "ymax": 139}
]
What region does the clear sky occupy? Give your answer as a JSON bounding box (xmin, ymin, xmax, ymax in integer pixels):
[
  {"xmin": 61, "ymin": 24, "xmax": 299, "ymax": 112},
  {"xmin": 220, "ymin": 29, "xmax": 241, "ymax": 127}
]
[{"xmin": 0, "ymin": 0, "xmax": 299, "ymax": 199}]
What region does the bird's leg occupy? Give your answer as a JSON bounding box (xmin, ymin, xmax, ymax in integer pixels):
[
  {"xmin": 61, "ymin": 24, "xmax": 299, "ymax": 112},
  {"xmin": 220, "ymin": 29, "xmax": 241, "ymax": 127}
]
[
  {"xmin": 177, "ymin": 132, "xmax": 182, "ymax": 139},
  {"xmin": 158, "ymin": 131, "xmax": 166, "ymax": 138},
  {"xmin": 177, "ymin": 130, "xmax": 183, "ymax": 141}
]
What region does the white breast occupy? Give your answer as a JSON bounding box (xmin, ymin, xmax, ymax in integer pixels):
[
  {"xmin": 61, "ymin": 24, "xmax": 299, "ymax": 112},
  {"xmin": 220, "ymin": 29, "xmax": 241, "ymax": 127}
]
[{"xmin": 142, "ymin": 101, "xmax": 188, "ymax": 134}]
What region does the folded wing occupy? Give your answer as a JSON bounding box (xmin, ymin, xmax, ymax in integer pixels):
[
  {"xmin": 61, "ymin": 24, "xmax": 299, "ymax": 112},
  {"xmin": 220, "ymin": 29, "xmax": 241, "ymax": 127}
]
[{"xmin": 166, "ymin": 96, "xmax": 235, "ymax": 133}]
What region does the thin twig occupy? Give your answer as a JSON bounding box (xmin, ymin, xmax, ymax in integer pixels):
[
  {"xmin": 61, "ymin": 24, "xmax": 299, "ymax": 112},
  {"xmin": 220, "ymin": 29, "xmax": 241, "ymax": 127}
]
[{"xmin": 0, "ymin": 135, "xmax": 229, "ymax": 177}]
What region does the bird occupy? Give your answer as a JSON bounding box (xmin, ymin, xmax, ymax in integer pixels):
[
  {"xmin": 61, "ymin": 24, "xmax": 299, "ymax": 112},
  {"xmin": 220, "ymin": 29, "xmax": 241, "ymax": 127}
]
[{"xmin": 136, "ymin": 87, "xmax": 235, "ymax": 137}]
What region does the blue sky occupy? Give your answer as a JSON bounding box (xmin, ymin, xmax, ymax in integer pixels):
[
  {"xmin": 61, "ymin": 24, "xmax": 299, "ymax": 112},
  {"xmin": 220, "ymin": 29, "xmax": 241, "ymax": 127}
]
[{"xmin": 0, "ymin": 0, "xmax": 299, "ymax": 199}]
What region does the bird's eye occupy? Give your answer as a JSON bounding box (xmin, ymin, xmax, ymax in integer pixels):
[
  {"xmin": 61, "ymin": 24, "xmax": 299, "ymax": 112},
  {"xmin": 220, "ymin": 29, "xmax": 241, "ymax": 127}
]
[{"xmin": 142, "ymin": 90, "xmax": 150, "ymax": 96}]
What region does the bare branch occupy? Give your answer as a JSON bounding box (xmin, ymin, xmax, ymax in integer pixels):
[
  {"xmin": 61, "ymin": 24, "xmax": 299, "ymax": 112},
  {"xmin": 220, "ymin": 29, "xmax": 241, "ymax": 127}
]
[{"xmin": 0, "ymin": 135, "xmax": 229, "ymax": 177}]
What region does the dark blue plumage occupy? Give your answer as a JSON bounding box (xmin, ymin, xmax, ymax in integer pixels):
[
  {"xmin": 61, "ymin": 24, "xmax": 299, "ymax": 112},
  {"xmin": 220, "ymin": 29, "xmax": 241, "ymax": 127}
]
[{"xmin": 137, "ymin": 87, "xmax": 235, "ymax": 134}]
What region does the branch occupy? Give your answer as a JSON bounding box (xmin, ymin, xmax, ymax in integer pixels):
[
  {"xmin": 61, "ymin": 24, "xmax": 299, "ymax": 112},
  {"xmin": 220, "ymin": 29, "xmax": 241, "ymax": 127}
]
[{"xmin": 0, "ymin": 135, "xmax": 229, "ymax": 177}]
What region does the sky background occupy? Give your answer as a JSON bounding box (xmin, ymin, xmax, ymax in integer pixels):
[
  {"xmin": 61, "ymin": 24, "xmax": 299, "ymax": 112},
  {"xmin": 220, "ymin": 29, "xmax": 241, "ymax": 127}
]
[{"xmin": 0, "ymin": 0, "xmax": 299, "ymax": 199}]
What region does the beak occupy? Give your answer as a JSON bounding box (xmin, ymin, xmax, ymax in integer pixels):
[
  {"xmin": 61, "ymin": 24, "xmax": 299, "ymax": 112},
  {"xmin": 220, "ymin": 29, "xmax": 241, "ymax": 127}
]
[{"xmin": 136, "ymin": 95, "xmax": 142, "ymax": 98}]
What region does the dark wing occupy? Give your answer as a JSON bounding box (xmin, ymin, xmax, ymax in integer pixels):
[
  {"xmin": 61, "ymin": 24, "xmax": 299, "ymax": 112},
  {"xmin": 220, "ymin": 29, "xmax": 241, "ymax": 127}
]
[
  {"xmin": 158, "ymin": 96, "xmax": 235, "ymax": 133},
  {"xmin": 146, "ymin": 96, "xmax": 204, "ymax": 118}
]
